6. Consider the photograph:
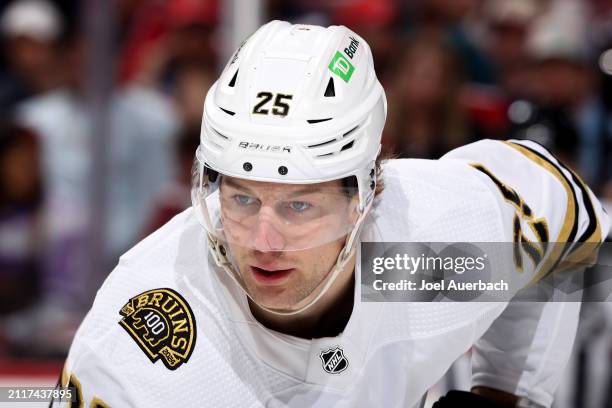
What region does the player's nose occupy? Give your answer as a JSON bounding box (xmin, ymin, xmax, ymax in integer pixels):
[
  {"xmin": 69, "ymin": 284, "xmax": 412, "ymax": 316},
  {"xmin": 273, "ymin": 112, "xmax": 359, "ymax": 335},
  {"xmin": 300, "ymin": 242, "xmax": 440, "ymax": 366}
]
[{"xmin": 251, "ymin": 213, "xmax": 286, "ymax": 252}]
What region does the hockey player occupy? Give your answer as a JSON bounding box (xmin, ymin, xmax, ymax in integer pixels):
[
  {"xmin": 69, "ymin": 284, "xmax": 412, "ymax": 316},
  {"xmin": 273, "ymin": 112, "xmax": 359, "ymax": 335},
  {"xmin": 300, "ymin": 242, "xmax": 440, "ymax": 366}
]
[{"xmin": 54, "ymin": 21, "xmax": 609, "ymax": 408}]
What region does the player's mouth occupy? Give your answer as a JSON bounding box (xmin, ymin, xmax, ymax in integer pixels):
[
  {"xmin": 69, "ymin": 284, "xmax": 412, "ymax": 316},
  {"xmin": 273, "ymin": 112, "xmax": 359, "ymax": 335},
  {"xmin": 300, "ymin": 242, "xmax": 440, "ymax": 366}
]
[{"xmin": 249, "ymin": 265, "xmax": 294, "ymax": 285}]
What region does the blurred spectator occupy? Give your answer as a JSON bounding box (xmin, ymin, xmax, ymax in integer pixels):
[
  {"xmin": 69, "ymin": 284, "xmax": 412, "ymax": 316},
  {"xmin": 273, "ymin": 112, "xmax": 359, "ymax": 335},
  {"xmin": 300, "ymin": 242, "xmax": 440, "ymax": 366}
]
[
  {"xmin": 115, "ymin": 0, "xmax": 159, "ymax": 43},
  {"xmin": 586, "ymin": 0, "xmax": 612, "ymax": 199},
  {"xmin": 450, "ymin": 0, "xmax": 542, "ymax": 142},
  {"xmin": 142, "ymin": 125, "xmax": 200, "ymax": 236},
  {"xmin": 173, "ymin": 63, "xmax": 215, "ymax": 127},
  {"xmin": 17, "ymin": 31, "xmax": 179, "ymax": 271},
  {"xmin": 0, "ymin": 28, "xmax": 181, "ymax": 356},
  {"xmin": 482, "ymin": 0, "xmax": 542, "ymax": 98},
  {"xmin": 0, "ymin": 121, "xmax": 42, "ymax": 315},
  {"xmin": 409, "ymin": 0, "xmax": 496, "ymax": 84},
  {"xmin": 508, "ymin": 0, "xmax": 609, "ymax": 186},
  {"xmin": 118, "ymin": 0, "xmax": 218, "ymax": 90},
  {"xmin": 385, "ymin": 36, "xmax": 469, "ymax": 159},
  {"xmin": 0, "ymin": 121, "xmax": 84, "ymax": 357},
  {"xmin": 0, "ymin": 0, "xmax": 64, "ymax": 112},
  {"xmin": 585, "ymin": 0, "xmax": 612, "ymax": 51}
]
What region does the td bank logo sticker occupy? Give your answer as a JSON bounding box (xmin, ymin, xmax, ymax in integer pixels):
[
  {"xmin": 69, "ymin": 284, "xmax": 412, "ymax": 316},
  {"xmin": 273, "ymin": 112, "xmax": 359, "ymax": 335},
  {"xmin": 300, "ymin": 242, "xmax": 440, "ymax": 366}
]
[
  {"xmin": 119, "ymin": 288, "xmax": 196, "ymax": 370},
  {"xmin": 329, "ymin": 51, "xmax": 354, "ymax": 82},
  {"xmin": 328, "ymin": 36, "xmax": 360, "ymax": 82}
]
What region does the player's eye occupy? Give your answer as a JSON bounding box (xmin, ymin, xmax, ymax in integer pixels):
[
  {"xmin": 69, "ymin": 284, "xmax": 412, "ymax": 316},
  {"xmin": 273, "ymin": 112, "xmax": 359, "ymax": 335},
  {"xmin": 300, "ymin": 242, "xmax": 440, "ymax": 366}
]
[
  {"xmin": 277, "ymin": 201, "xmax": 315, "ymax": 223},
  {"xmin": 288, "ymin": 201, "xmax": 311, "ymax": 212},
  {"xmin": 233, "ymin": 194, "xmax": 257, "ymax": 206}
]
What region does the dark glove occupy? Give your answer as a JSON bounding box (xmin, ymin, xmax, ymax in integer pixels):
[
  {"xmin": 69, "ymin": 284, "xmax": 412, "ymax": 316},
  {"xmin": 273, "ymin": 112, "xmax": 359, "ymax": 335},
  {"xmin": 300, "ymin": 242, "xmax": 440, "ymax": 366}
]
[{"xmin": 432, "ymin": 390, "xmax": 509, "ymax": 408}]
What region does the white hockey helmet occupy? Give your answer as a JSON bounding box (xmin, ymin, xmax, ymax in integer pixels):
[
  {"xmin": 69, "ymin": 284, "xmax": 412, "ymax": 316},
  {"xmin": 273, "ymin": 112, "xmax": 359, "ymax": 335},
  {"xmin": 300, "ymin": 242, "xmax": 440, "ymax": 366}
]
[{"xmin": 192, "ymin": 20, "xmax": 386, "ymax": 314}]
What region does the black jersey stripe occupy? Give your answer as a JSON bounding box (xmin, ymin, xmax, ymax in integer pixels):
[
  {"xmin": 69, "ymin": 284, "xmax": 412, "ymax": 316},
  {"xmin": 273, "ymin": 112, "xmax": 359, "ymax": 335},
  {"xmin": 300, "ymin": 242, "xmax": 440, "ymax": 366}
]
[{"xmin": 555, "ymin": 162, "xmax": 598, "ymax": 243}]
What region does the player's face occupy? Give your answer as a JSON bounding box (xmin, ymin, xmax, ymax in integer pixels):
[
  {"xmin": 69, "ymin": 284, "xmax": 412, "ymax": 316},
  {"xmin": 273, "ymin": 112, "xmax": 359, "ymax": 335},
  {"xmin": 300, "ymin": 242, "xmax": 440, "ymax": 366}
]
[{"xmin": 219, "ymin": 176, "xmax": 358, "ymax": 310}]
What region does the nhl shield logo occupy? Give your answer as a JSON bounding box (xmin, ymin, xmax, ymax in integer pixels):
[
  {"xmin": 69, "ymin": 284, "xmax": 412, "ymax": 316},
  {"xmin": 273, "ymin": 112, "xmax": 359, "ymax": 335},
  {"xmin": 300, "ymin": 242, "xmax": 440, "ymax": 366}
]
[{"xmin": 319, "ymin": 347, "xmax": 348, "ymax": 374}]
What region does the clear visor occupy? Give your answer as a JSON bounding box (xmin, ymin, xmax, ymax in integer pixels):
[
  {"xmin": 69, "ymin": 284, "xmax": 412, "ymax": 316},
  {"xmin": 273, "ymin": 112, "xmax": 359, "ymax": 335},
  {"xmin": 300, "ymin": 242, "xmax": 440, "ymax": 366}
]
[
  {"xmin": 191, "ymin": 149, "xmax": 368, "ymax": 315},
  {"xmin": 192, "ymin": 154, "xmax": 360, "ymax": 252}
]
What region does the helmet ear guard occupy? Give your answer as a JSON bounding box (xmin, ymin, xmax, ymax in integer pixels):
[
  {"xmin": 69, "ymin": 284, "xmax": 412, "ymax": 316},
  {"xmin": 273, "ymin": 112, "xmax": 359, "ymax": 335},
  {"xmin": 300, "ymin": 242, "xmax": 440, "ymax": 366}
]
[
  {"xmin": 357, "ymin": 146, "xmax": 381, "ymax": 212},
  {"xmin": 191, "ymin": 20, "xmax": 386, "ymax": 315},
  {"xmin": 204, "ymin": 166, "xmax": 219, "ymax": 184}
]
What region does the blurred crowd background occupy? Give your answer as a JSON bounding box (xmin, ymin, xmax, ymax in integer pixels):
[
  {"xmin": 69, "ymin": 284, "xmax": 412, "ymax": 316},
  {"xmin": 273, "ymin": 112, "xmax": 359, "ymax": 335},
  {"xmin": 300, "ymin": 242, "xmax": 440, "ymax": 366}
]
[{"xmin": 0, "ymin": 0, "xmax": 611, "ymax": 407}]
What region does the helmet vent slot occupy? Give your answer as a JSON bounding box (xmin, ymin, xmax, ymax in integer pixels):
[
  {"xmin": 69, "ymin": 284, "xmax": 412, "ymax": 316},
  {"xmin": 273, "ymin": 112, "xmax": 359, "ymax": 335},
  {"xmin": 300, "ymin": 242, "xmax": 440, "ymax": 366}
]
[
  {"xmin": 324, "ymin": 77, "xmax": 335, "ymax": 97},
  {"xmin": 210, "ymin": 127, "xmax": 229, "ymax": 140},
  {"xmin": 228, "ymin": 69, "xmax": 238, "ymax": 87},
  {"xmin": 307, "ymin": 118, "xmax": 332, "ymax": 124},
  {"xmin": 219, "ymin": 107, "xmax": 236, "ymax": 116},
  {"xmin": 343, "ymin": 125, "xmax": 359, "ymax": 138},
  {"xmin": 308, "ymin": 138, "xmax": 336, "ymax": 148},
  {"xmin": 340, "ymin": 140, "xmax": 354, "ymax": 151}
]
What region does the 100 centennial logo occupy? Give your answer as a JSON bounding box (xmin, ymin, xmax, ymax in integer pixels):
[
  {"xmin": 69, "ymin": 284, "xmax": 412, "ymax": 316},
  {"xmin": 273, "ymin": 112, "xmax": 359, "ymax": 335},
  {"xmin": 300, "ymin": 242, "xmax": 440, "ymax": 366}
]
[{"xmin": 118, "ymin": 288, "xmax": 197, "ymax": 370}]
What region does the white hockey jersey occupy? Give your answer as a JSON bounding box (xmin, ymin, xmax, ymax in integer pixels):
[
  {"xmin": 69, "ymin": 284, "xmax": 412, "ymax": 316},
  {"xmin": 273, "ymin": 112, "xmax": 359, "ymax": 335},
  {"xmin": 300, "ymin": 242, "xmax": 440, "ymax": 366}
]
[{"xmin": 54, "ymin": 140, "xmax": 609, "ymax": 408}]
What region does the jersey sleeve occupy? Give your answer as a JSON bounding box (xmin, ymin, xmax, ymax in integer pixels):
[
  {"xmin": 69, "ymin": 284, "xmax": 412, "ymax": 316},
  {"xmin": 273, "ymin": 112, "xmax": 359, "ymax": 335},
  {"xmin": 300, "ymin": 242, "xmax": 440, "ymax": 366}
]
[
  {"xmin": 442, "ymin": 139, "xmax": 610, "ymax": 407},
  {"xmin": 442, "ymin": 139, "xmax": 610, "ymax": 282}
]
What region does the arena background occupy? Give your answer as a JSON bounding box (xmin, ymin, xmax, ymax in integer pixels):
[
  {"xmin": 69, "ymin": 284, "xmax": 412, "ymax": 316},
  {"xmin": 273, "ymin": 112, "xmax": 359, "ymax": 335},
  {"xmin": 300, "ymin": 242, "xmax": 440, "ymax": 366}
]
[{"xmin": 0, "ymin": 0, "xmax": 611, "ymax": 407}]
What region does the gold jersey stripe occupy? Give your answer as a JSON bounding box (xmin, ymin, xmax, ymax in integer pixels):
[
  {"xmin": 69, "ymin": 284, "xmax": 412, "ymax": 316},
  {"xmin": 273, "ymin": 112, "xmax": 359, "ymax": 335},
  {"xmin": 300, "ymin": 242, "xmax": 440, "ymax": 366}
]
[
  {"xmin": 555, "ymin": 241, "xmax": 602, "ymax": 273},
  {"xmin": 504, "ymin": 141, "xmax": 578, "ymax": 286},
  {"xmin": 560, "ymin": 165, "xmax": 602, "ymax": 270},
  {"xmin": 68, "ymin": 373, "xmax": 84, "ymax": 408},
  {"xmin": 90, "ymin": 397, "xmax": 111, "ymax": 408},
  {"xmin": 508, "ymin": 141, "xmax": 603, "ymax": 277}
]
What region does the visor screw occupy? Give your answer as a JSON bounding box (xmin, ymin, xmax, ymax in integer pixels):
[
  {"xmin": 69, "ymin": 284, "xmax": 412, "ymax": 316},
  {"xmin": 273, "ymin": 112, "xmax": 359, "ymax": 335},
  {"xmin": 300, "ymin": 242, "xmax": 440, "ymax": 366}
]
[
  {"xmin": 243, "ymin": 162, "xmax": 253, "ymax": 172},
  {"xmin": 278, "ymin": 166, "xmax": 288, "ymax": 175},
  {"xmin": 219, "ymin": 245, "xmax": 226, "ymax": 256},
  {"xmin": 370, "ymin": 181, "xmax": 375, "ymax": 190}
]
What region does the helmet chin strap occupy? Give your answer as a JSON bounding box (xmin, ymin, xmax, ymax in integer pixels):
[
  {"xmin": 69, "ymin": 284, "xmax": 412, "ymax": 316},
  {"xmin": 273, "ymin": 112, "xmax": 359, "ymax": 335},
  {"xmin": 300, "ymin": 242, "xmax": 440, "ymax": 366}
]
[{"xmin": 206, "ymin": 198, "xmax": 374, "ymax": 317}]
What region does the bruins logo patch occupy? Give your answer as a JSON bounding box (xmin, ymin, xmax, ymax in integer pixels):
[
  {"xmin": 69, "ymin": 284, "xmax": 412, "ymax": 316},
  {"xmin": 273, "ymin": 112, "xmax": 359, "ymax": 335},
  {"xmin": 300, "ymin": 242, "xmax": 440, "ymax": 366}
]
[{"xmin": 119, "ymin": 288, "xmax": 196, "ymax": 370}]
